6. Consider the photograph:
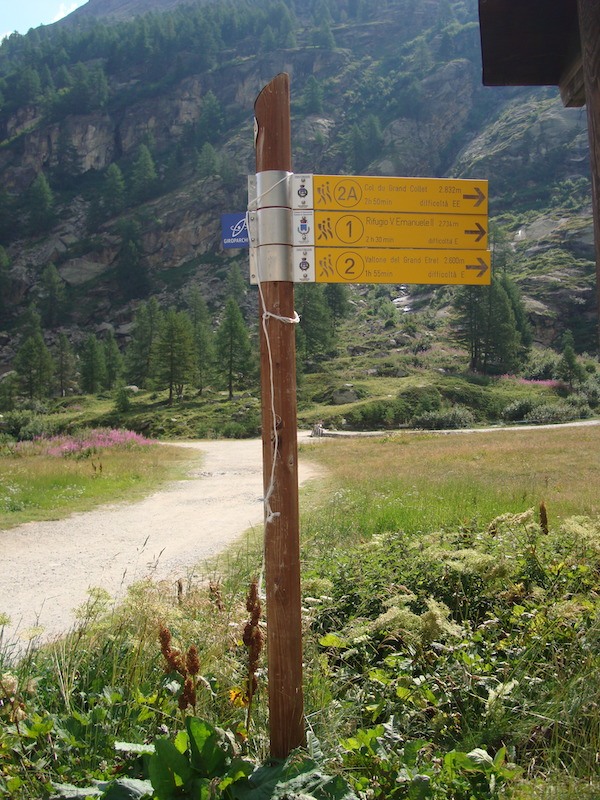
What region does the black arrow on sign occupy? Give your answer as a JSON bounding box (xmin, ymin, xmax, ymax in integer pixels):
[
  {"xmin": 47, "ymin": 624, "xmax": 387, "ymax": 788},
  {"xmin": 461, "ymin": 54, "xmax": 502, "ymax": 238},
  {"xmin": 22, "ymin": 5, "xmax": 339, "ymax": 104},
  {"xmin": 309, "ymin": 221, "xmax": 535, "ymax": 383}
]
[
  {"xmin": 462, "ymin": 187, "xmax": 486, "ymax": 207},
  {"xmin": 466, "ymin": 257, "xmax": 489, "ymax": 278},
  {"xmin": 464, "ymin": 221, "xmax": 486, "ymax": 242}
]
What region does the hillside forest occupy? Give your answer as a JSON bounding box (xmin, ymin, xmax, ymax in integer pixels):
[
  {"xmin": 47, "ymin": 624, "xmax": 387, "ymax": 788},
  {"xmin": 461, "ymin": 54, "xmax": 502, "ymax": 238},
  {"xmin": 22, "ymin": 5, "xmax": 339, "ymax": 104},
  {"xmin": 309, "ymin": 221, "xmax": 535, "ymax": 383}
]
[{"xmin": 0, "ymin": 0, "xmax": 598, "ymax": 436}]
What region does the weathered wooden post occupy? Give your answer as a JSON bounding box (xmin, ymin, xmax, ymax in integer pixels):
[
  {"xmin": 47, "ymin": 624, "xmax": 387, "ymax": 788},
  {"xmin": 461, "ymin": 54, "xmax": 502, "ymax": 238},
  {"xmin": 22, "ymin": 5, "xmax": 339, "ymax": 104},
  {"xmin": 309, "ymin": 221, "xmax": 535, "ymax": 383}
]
[{"xmin": 253, "ymin": 73, "xmax": 305, "ymax": 759}]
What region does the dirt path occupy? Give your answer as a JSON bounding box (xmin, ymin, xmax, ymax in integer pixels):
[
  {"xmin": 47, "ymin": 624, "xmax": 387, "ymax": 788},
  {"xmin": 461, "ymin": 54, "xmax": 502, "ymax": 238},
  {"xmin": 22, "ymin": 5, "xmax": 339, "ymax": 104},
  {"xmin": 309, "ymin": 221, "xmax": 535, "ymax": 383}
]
[{"xmin": 0, "ymin": 436, "xmax": 318, "ymax": 651}]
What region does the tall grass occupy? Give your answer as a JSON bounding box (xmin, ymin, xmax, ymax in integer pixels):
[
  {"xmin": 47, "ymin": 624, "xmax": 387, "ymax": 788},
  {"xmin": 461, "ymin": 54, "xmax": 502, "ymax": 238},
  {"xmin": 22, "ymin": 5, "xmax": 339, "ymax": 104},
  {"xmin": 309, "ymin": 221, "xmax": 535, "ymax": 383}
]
[
  {"xmin": 0, "ymin": 430, "xmax": 195, "ymax": 529},
  {"xmin": 2, "ymin": 425, "xmax": 600, "ymax": 798}
]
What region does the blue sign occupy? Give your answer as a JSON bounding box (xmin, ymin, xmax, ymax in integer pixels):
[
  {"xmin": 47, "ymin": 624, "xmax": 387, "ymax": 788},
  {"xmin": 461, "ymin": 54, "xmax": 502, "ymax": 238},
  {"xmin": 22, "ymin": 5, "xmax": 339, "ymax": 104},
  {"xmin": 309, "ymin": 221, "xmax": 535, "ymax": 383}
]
[{"xmin": 221, "ymin": 213, "xmax": 250, "ymax": 248}]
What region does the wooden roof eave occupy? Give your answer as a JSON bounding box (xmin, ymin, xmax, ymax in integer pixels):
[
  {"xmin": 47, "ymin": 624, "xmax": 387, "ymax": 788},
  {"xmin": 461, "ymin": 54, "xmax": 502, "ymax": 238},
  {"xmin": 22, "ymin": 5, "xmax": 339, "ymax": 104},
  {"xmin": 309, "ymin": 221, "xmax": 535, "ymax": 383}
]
[{"xmin": 478, "ymin": 0, "xmax": 585, "ymax": 107}]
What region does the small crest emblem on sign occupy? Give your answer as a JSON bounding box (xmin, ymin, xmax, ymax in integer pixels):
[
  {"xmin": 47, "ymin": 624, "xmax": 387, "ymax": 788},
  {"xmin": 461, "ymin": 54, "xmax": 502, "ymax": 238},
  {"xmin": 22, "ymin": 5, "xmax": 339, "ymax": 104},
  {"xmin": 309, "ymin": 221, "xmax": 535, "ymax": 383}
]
[{"xmin": 298, "ymin": 216, "xmax": 310, "ymax": 236}]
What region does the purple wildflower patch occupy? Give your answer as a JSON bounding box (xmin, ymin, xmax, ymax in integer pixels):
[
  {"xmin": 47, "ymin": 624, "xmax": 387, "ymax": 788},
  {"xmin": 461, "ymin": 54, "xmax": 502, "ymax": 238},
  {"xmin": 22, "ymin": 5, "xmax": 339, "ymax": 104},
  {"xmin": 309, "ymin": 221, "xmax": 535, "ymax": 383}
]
[{"xmin": 17, "ymin": 428, "xmax": 155, "ymax": 457}]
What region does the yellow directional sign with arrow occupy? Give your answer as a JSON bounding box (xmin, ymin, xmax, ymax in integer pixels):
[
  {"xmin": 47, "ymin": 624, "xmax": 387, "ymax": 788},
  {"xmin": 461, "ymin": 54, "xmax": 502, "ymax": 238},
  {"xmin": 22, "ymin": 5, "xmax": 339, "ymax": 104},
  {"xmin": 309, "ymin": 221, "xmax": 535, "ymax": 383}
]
[
  {"xmin": 293, "ymin": 174, "xmax": 488, "ymax": 215},
  {"xmin": 292, "ymin": 247, "xmax": 491, "ymax": 285},
  {"xmin": 285, "ymin": 174, "xmax": 492, "ymax": 285},
  {"xmin": 304, "ymin": 211, "xmax": 488, "ymax": 250}
]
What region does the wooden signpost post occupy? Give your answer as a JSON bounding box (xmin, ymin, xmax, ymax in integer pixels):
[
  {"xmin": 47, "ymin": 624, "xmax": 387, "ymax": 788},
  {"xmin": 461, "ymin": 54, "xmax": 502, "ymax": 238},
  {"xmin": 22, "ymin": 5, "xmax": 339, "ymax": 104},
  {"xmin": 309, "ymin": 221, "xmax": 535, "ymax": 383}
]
[
  {"xmin": 251, "ymin": 74, "xmax": 490, "ymax": 759},
  {"xmin": 253, "ymin": 74, "xmax": 305, "ymax": 760}
]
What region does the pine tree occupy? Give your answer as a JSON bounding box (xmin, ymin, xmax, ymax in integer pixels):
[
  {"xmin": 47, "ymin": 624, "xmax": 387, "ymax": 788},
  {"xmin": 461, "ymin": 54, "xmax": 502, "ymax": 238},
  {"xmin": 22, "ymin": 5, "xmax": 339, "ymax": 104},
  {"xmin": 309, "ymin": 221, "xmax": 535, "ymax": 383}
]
[
  {"xmin": 125, "ymin": 298, "xmax": 163, "ymax": 387},
  {"xmin": 0, "ymin": 246, "xmax": 11, "ymax": 327},
  {"xmin": 14, "ymin": 333, "xmax": 55, "ymax": 400},
  {"xmin": 226, "ymin": 262, "xmax": 246, "ymax": 308},
  {"xmin": 324, "ymin": 283, "xmax": 350, "ymax": 332},
  {"xmin": 54, "ymin": 333, "xmax": 77, "ymax": 396},
  {"xmin": 295, "ymin": 284, "xmax": 334, "ymax": 361},
  {"xmin": 19, "ymin": 303, "xmax": 43, "ymax": 341},
  {"xmin": 38, "ymin": 263, "xmax": 66, "ymax": 328},
  {"xmin": 557, "ymin": 330, "xmax": 585, "ymax": 389},
  {"xmin": 116, "ymin": 219, "xmax": 149, "ymax": 300},
  {"xmin": 103, "ymin": 163, "xmax": 126, "ymax": 218},
  {"xmin": 28, "ymin": 173, "xmax": 55, "ymax": 234},
  {"xmin": 196, "ymin": 90, "xmax": 224, "ymax": 145},
  {"xmin": 80, "ymin": 334, "xmax": 107, "ymax": 394},
  {"xmin": 216, "ymin": 298, "xmax": 253, "ymax": 399},
  {"xmin": 196, "ymin": 143, "xmax": 219, "ymax": 178},
  {"xmin": 103, "ymin": 331, "xmax": 124, "ymax": 390},
  {"xmin": 186, "ymin": 285, "xmax": 214, "ymax": 395},
  {"xmin": 154, "ymin": 307, "xmax": 195, "ymax": 404},
  {"xmin": 0, "ymin": 186, "xmax": 16, "ymax": 245},
  {"xmin": 302, "ymin": 76, "xmax": 324, "ymax": 114},
  {"xmin": 130, "ymin": 144, "xmax": 157, "ymax": 204},
  {"xmin": 54, "ymin": 127, "xmax": 81, "ymax": 189},
  {"xmin": 454, "ymin": 278, "xmax": 524, "ymax": 374},
  {"xmin": 482, "ymin": 279, "xmax": 521, "ymax": 374}
]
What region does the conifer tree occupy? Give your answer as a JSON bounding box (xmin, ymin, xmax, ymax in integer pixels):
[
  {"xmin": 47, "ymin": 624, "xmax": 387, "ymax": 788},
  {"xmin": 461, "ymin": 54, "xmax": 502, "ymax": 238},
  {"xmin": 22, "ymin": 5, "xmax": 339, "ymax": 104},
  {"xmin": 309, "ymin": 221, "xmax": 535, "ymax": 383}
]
[
  {"xmin": 103, "ymin": 163, "xmax": 126, "ymax": 218},
  {"xmin": 103, "ymin": 331, "xmax": 124, "ymax": 390},
  {"xmin": 54, "ymin": 127, "xmax": 81, "ymax": 189},
  {"xmin": 27, "ymin": 173, "xmax": 55, "ymax": 234},
  {"xmin": 38, "ymin": 263, "xmax": 66, "ymax": 328},
  {"xmin": 14, "ymin": 333, "xmax": 55, "ymax": 400},
  {"xmin": 125, "ymin": 298, "xmax": 163, "ymax": 387},
  {"xmin": 295, "ymin": 284, "xmax": 334, "ymax": 361},
  {"xmin": 116, "ymin": 219, "xmax": 149, "ymax": 300},
  {"xmin": 80, "ymin": 334, "xmax": 107, "ymax": 394},
  {"xmin": 54, "ymin": 333, "xmax": 77, "ymax": 397},
  {"xmin": 0, "ymin": 247, "xmax": 11, "ymax": 327},
  {"xmin": 557, "ymin": 330, "xmax": 585, "ymax": 389},
  {"xmin": 186, "ymin": 285, "xmax": 214, "ymax": 395},
  {"xmin": 19, "ymin": 303, "xmax": 43, "ymax": 342},
  {"xmin": 154, "ymin": 307, "xmax": 195, "ymax": 404},
  {"xmin": 226, "ymin": 262, "xmax": 246, "ymax": 309},
  {"xmin": 196, "ymin": 143, "xmax": 219, "ymax": 178},
  {"xmin": 216, "ymin": 298, "xmax": 253, "ymax": 399},
  {"xmin": 453, "ymin": 277, "xmax": 526, "ymax": 374},
  {"xmin": 130, "ymin": 144, "xmax": 157, "ymax": 203},
  {"xmin": 302, "ymin": 76, "xmax": 324, "ymax": 114},
  {"xmin": 0, "ymin": 187, "xmax": 16, "ymax": 245},
  {"xmin": 196, "ymin": 90, "xmax": 224, "ymax": 145}
]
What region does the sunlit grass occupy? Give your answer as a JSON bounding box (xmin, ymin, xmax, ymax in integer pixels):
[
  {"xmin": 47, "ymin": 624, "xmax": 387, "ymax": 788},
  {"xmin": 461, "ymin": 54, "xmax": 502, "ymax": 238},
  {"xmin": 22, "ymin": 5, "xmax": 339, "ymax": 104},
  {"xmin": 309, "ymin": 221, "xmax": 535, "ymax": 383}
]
[
  {"xmin": 0, "ymin": 435, "xmax": 198, "ymax": 530},
  {"xmin": 300, "ymin": 425, "xmax": 600, "ymax": 535}
]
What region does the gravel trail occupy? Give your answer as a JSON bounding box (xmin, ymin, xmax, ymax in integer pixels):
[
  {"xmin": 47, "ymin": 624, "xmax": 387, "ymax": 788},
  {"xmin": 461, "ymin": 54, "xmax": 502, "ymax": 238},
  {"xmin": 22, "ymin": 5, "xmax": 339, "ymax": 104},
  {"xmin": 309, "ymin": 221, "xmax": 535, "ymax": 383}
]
[{"xmin": 0, "ymin": 436, "xmax": 318, "ymax": 649}]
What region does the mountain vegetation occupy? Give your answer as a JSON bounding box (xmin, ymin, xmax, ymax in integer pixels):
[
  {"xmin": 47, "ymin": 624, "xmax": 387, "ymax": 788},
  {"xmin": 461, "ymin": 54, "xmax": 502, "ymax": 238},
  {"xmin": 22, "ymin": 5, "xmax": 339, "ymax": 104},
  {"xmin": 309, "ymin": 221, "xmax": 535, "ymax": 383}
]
[{"xmin": 0, "ymin": 0, "xmax": 597, "ymax": 433}]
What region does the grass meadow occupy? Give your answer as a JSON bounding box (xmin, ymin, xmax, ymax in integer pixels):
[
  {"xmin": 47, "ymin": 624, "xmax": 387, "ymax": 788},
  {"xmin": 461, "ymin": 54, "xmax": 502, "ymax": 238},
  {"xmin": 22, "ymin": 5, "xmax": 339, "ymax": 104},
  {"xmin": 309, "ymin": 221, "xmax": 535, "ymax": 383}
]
[
  {"xmin": 1, "ymin": 423, "xmax": 600, "ymax": 799},
  {"xmin": 0, "ymin": 431, "xmax": 196, "ymax": 529}
]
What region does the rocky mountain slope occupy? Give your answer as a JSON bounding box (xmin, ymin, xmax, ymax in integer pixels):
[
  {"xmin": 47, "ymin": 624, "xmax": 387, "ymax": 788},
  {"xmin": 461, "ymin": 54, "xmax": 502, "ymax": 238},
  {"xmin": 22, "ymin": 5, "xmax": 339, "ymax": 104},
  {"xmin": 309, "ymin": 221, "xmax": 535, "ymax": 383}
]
[{"xmin": 0, "ymin": 0, "xmax": 596, "ymax": 373}]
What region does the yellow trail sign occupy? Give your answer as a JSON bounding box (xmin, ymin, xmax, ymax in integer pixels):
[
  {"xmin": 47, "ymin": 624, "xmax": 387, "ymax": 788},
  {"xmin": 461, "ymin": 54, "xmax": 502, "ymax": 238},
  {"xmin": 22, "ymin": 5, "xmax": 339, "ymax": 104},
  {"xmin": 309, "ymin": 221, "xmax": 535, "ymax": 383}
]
[
  {"xmin": 292, "ymin": 247, "xmax": 491, "ymax": 285},
  {"xmin": 292, "ymin": 174, "xmax": 488, "ymax": 215},
  {"xmin": 293, "ymin": 210, "xmax": 488, "ymax": 250}
]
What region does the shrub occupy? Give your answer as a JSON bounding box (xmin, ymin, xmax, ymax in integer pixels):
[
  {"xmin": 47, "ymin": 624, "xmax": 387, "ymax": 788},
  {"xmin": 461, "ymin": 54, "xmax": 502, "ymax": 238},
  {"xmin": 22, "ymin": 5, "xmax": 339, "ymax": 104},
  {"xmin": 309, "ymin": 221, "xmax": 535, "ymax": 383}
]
[
  {"xmin": 411, "ymin": 405, "xmax": 475, "ymax": 429},
  {"xmin": 0, "ymin": 411, "xmax": 60, "ymax": 440},
  {"xmin": 434, "ymin": 378, "xmax": 504, "ymax": 421},
  {"xmin": 19, "ymin": 416, "xmax": 61, "ymax": 441},
  {"xmin": 397, "ymin": 385, "xmax": 442, "ymax": 419},
  {"xmin": 344, "ymin": 399, "xmax": 401, "ymax": 430},
  {"xmin": 523, "ymin": 349, "xmax": 561, "ymax": 380},
  {"xmin": 524, "ymin": 402, "xmax": 582, "ymax": 425},
  {"xmin": 501, "ymin": 397, "xmax": 540, "ymax": 422}
]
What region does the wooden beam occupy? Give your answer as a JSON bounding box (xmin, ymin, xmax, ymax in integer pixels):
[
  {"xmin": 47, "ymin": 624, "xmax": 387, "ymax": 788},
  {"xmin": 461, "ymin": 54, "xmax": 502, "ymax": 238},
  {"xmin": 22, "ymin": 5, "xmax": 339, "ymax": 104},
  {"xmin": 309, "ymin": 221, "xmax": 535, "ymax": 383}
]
[
  {"xmin": 577, "ymin": 0, "xmax": 600, "ymax": 348},
  {"xmin": 254, "ymin": 73, "xmax": 305, "ymax": 760}
]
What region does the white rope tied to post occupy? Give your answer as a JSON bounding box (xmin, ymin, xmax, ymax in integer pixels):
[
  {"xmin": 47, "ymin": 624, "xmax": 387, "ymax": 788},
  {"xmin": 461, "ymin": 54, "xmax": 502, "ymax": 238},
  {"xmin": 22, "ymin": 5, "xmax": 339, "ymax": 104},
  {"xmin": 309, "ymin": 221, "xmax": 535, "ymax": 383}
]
[{"xmin": 247, "ymin": 177, "xmax": 300, "ymax": 526}]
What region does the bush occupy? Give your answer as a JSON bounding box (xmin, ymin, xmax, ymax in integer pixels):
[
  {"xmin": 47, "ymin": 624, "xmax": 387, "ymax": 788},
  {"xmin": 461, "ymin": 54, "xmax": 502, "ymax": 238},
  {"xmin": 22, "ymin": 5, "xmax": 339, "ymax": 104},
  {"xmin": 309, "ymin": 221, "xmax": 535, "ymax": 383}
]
[
  {"xmin": 524, "ymin": 402, "xmax": 582, "ymax": 425},
  {"xmin": 434, "ymin": 378, "xmax": 504, "ymax": 421},
  {"xmin": 397, "ymin": 385, "xmax": 442, "ymax": 419},
  {"xmin": 501, "ymin": 397, "xmax": 540, "ymax": 422},
  {"xmin": 411, "ymin": 405, "xmax": 475, "ymax": 429},
  {"xmin": 18, "ymin": 416, "xmax": 61, "ymax": 441},
  {"xmin": 344, "ymin": 399, "xmax": 402, "ymax": 430},
  {"xmin": 523, "ymin": 349, "xmax": 561, "ymax": 381}
]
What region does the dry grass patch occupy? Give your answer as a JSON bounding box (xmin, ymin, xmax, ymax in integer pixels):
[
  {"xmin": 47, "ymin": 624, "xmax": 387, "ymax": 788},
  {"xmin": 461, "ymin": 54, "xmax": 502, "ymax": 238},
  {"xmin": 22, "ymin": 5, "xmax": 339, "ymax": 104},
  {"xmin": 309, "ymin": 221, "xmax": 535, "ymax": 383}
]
[{"xmin": 302, "ymin": 424, "xmax": 600, "ymax": 522}]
